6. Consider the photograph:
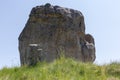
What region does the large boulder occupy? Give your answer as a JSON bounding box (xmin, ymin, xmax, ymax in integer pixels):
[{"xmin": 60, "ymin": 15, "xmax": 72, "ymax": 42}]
[{"xmin": 18, "ymin": 3, "xmax": 96, "ymax": 66}]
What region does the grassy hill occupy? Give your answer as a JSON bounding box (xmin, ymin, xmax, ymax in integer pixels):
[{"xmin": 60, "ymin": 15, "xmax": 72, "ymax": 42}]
[{"xmin": 0, "ymin": 57, "xmax": 120, "ymax": 80}]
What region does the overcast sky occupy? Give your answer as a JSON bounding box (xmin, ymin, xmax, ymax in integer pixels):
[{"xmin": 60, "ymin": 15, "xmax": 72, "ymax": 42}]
[{"xmin": 0, "ymin": 0, "xmax": 120, "ymax": 69}]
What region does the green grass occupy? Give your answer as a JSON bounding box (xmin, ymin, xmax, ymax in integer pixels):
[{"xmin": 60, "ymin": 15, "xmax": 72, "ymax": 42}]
[{"xmin": 0, "ymin": 57, "xmax": 120, "ymax": 80}]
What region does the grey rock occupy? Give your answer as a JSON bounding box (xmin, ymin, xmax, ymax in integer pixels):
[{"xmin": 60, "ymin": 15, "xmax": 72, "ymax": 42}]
[
  {"xmin": 18, "ymin": 3, "xmax": 96, "ymax": 66},
  {"xmin": 82, "ymin": 34, "xmax": 96, "ymax": 62}
]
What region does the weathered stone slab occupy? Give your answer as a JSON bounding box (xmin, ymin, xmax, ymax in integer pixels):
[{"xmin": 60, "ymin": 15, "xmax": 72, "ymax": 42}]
[{"xmin": 18, "ymin": 3, "xmax": 96, "ymax": 66}]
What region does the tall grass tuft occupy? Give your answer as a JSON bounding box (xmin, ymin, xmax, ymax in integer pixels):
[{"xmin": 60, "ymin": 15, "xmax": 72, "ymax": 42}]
[{"xmin": 0, "ymin": 56, "xmax": 120, "ymax": 80}]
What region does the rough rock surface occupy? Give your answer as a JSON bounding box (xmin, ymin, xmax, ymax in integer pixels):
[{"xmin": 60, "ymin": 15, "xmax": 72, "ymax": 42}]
[{"xmin": 18, "ymin": 3, "xmax": 96, "ymax": 66}]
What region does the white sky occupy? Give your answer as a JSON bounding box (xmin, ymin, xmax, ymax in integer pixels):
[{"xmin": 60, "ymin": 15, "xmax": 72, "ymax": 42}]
[{"xmin": 0, "ymin": 0, "xmax": 120, "ymax": 68}]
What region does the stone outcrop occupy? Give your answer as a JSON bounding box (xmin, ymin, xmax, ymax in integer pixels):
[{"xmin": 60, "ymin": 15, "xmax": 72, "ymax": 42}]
[{"xmin": 18, "ymin": 3, "xmax": 96, "ymax": 66}]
